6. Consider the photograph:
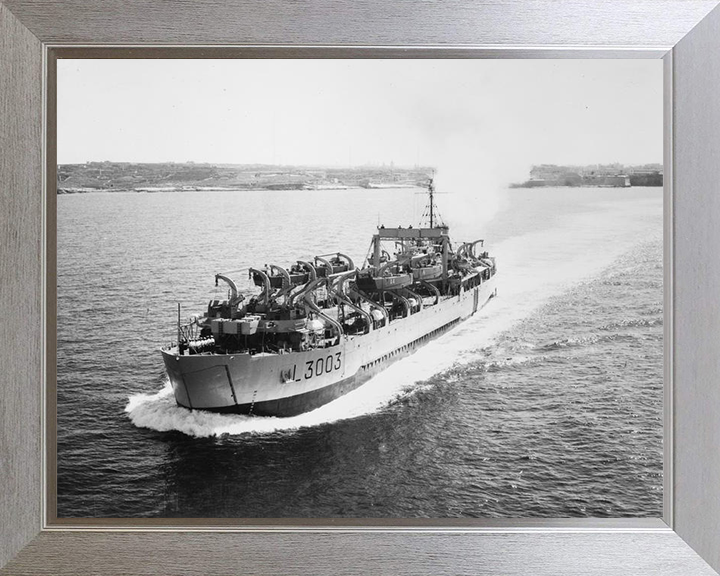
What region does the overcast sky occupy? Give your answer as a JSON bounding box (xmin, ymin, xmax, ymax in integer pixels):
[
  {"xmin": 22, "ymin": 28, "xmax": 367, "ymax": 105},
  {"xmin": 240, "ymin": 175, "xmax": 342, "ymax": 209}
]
[{"xmin": 58, "ymin": 59, "xmax": 662, "ymax": 181}]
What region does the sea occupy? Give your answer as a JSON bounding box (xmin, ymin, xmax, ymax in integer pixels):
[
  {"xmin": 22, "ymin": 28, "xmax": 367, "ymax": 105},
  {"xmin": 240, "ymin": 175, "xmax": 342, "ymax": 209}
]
[{"xmin": 56, "ymin": 185, "xmax": 663, "ymax": 518}]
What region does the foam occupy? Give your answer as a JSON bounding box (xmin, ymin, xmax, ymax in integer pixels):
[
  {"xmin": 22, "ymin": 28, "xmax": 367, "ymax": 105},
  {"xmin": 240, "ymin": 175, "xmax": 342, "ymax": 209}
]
[{"xmin": 126, "ymin": 202, "xmax": 659, "ymax": 438}]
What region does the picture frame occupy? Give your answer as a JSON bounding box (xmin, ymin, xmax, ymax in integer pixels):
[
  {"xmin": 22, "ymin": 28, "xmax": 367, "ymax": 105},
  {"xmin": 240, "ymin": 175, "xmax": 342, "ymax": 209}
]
[{"xmin": 2, "ymin": 1, "xmax": 720, "ymax": 574}]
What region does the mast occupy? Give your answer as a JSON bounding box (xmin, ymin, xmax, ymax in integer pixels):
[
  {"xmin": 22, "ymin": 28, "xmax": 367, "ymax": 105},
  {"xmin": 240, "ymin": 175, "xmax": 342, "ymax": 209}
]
[
  {"xmin": 429, "ymin": 178, "xmax": 435, "ymax": 228},
  {"xmin": 417, "ymin": 174, "xmax": 443, "ymax": 229},
  {"xmin": 177, "ymin": 302, "xmax": 182, "ymax": 354}
]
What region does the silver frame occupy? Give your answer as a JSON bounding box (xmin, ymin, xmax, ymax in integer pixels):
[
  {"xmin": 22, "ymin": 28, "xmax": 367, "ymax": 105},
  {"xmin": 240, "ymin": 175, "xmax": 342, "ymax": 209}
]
[{"xmin": 2, "ymin": 2, "xmax": 720, "ymax": 574}]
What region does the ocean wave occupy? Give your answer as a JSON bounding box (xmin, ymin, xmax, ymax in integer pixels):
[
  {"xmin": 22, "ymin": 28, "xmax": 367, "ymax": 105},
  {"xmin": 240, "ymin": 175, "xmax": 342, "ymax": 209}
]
[
  {"xmin": 126, "ymin": 223, "xmax": 662, "ymax": 438},
  {"xmin": 538, "ymin": 332, "xmax": 642, "ymax": 351},
  {"xmin": 126, "ymin": 382, "xmax": 331, "ymax": 438},
  {"xmin": 599, "ymin": 318, "xmax": 663, "ymax": 330}
]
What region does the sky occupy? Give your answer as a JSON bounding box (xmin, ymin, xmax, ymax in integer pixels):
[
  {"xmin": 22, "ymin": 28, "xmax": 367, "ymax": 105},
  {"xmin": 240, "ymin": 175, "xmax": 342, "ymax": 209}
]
[{"xmin": 57, "ymin": 59, "xmax": 662, "ymax": 183}]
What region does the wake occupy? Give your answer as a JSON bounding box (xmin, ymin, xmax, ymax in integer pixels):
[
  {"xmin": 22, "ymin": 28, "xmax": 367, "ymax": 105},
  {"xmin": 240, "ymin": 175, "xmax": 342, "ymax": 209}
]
[{"xmin": 126, "ymin": 207, "xmax": 659, "ymax": 438}]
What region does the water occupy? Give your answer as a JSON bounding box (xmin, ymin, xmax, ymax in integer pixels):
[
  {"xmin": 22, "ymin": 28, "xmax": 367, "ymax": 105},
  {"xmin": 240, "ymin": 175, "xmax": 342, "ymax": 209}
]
[{"xmin": 57, "ymin": 186, "xmax": 663, "ymax": 518}]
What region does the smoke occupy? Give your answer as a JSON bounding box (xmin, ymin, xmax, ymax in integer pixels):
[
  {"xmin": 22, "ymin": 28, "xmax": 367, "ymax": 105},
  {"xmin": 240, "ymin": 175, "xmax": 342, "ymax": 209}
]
[
  {"xmin": 401, "ymin": 76, "xmax": 529, "ymax": 242},
  {"xmin": 430, "ymin": 128, "xmax": 514, "ymax": 241}
]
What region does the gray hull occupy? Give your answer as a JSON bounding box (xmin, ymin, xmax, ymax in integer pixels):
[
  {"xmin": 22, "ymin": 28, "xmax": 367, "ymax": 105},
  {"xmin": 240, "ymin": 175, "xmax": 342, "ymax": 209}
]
[{"xmin": 162, "ymin": 277, "xmax": 497, "ymax": 417}]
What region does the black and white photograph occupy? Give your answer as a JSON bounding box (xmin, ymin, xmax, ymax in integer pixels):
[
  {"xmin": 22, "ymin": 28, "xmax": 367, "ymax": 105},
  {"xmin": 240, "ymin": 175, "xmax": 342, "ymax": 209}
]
[{"xmin": 56, "ymin": 58, "xmax": 663, "ymax": 519}]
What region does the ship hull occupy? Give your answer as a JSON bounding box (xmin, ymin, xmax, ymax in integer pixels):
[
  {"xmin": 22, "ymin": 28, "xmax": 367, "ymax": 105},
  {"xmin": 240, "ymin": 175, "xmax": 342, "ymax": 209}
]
[{"xmin": 162, "ymin": 276, "xmax": 497, "ymax": 417}]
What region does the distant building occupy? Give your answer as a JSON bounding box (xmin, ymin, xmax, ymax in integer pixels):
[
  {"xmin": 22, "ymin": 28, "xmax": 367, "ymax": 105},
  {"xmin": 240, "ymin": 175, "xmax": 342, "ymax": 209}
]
[
  {"xmin": 583, "ymin": 174, "xmax": 631, "ymax": 187},
  {"xmin": 513, "ymin": 163, "xmax": 659, "ymax": 188}
]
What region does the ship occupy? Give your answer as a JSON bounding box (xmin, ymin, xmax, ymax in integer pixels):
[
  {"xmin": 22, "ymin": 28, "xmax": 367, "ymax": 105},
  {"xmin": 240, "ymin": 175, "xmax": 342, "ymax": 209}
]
[{"xmin": 161, "ymin": 179, "xmax": 498, "ymax": 417}]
